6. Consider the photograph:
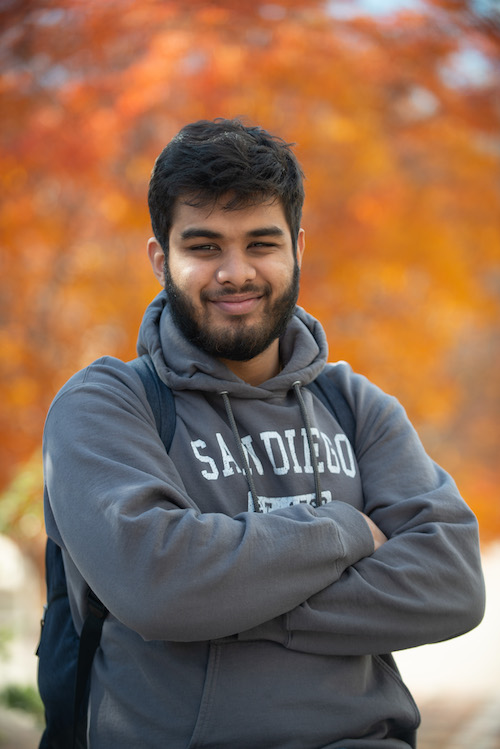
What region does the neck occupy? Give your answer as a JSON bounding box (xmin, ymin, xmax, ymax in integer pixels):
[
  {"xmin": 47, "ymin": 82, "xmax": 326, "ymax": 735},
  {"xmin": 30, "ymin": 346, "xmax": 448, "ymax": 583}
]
[{"xmin": 219, "ymin": 340, "xmax": 281, "ymax": 386}]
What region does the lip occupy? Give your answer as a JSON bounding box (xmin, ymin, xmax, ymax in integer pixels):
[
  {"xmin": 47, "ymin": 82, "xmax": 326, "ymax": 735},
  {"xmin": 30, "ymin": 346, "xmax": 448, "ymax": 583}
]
[{"xmin": 209, "ymin": 294, "xmax": 263, "ymax": 315}]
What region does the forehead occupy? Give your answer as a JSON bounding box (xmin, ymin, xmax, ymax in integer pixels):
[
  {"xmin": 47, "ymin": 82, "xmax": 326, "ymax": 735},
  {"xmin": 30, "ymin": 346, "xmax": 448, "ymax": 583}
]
[{"xmin": 170, "ymin": 195, "xmax": 290, "ymax": 238}]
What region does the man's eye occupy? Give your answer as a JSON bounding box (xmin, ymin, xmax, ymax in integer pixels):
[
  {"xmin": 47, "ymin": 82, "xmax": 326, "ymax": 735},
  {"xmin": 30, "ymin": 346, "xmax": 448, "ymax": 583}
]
[{"xmin": 190, "ymin": 244, "xmax": 218, "ymax": 252}]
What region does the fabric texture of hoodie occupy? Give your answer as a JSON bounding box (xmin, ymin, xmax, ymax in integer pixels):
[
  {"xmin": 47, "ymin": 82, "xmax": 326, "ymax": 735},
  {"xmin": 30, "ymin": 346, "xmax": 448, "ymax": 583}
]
[{"xmin": 43, "ymin": 291, "xmax": 485, "ymax": 748}]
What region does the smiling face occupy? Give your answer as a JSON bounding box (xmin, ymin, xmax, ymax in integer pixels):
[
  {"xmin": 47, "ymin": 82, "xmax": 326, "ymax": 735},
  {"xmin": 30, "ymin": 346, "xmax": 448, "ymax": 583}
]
[{"xmin": 148, "ymin": 196, "xmax": 305, "ymax": 382}]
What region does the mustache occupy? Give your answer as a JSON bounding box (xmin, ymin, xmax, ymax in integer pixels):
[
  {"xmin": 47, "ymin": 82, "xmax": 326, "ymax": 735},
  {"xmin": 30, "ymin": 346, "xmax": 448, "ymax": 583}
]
[{"xmin": 201, "ymin": 284, "xmax": 271, "ymax": 301}]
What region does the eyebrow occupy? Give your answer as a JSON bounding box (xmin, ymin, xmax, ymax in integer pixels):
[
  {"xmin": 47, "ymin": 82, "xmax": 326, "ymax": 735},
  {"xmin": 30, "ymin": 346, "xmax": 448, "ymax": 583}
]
[{"xmin": 179, "ymin": 226, "xmax": 286, "ymax": 241}]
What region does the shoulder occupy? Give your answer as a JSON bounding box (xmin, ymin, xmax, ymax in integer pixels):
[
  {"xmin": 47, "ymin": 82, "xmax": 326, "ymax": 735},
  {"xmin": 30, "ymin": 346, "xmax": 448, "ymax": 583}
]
[
  {"xmin": 317, "ymin": 362, "xmax": 410, "ymax": 447},
  {"xmin": 54, "ymin": 356, "xmax": 144, "ymax": 394},
  {"xmin": 46, "ymin": 356, "xmax": 151, "ymax": 423},
  {"xmin": 318, "ymin": 361, "xmax": 397, "ymax": 409}
]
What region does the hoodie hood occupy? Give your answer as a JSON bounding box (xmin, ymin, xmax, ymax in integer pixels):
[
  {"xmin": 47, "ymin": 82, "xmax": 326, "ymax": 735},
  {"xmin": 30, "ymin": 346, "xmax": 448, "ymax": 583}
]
[{"xmin": 136, "ymin": 290, "xmax": 328, "ymax": 398}]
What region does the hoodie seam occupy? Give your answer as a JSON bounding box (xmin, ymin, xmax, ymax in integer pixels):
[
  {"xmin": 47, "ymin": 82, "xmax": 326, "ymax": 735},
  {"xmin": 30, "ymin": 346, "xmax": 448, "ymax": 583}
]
[{"xmin": 187, "ymin": 642, "xmax": 222, "ymax": 749}]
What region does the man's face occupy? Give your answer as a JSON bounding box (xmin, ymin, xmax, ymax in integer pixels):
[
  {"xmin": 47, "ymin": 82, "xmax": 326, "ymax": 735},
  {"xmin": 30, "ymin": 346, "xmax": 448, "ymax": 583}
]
[{"xmin": 161, "ymin": 197, "xmax": 304, "ymax": 362}]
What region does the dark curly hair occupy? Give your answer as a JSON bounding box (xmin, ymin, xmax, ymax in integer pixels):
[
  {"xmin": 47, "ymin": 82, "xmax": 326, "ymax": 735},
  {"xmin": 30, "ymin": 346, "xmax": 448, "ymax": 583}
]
[{"xmin": 148, "ymin": 118, "xmax": 305, "ymax": 254}]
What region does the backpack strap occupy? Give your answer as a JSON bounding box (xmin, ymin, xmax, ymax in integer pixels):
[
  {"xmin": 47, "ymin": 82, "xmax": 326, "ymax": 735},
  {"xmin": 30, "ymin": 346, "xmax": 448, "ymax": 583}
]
[
  {"xmin": 128, "ymin": 354, "xmax": 176, "ymax": 451},
  {"xmin": 306, "ymin": 369, "xmax": 356, "ymax": 447},
  {"xmin": 72, "ymin": 354, "xmax": 176, "ymax": 747},
  {"xmin": 72, "ymin": 591, "xmax": 108, "ymax": 747}
]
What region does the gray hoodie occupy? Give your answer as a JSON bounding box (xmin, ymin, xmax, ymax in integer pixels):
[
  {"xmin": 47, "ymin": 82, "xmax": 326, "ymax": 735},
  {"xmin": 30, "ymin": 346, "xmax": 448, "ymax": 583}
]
[{"xmin": 43, "ymin": 291, "xmax": 484, "ymax": 748}]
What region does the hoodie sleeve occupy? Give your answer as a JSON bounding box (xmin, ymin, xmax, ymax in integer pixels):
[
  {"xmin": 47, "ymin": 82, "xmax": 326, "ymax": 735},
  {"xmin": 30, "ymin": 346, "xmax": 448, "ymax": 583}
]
[
  {"xmin": 43, "ymin": 357, "xmax": 375, "ymax": 643},
  {"xmin": 238, "ymin": 362, "xmax": 485, "ymax": 655}
]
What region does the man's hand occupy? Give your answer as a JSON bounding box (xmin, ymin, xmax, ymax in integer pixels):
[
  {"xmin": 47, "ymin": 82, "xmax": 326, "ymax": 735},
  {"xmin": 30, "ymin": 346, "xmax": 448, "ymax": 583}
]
[{"xmin": 360, "ymin": 512, "xmax": 388, "ymax": 551}]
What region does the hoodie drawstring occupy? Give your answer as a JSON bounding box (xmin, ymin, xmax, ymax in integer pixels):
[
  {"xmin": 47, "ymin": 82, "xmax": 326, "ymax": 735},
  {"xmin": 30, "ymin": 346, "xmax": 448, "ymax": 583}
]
[
  {"xmin": 220, "ymin": 384, "xmax": 323, "ymax": 513},
  {"xmin": 220, "ymin": 391, "xmax": 261, "ymax": 513},
  {"xmin": 292, "ymin": 381, "xmax": 323, "ymax": 507}
]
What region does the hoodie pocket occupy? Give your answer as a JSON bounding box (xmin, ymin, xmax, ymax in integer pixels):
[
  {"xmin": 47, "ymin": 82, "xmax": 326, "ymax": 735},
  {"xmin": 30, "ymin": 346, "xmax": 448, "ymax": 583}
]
[
  {"xmin": 188, "ymin": 641, "xmax": 420, "ymax": 749},
  {"xmin": 187, "ymin": 641, "xmax": 222, "ymax": 749},
  {"xmin": 373, "ymin": 653, "xmax": 421, "ymax": 730}
]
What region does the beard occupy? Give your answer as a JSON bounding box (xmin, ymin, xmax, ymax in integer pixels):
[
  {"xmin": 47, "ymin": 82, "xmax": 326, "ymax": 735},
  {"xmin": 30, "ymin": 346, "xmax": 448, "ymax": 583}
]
[{"xmin": 164, "ymin": 261, "xmax": 300, "ymax": 361}]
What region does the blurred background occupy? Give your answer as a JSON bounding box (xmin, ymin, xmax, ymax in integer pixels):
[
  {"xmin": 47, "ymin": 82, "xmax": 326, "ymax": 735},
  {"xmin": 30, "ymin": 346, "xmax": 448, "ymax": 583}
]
[{"xmin": 1, "ymin": 0, "xmax": 499, "ymax": 746}]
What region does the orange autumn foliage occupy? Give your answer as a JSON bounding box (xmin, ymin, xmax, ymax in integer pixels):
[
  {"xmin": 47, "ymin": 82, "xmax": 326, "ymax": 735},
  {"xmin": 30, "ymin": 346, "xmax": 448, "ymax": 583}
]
[{"xmin": 1, "ymin": 0, "xmax": 499, "ymax": 564}]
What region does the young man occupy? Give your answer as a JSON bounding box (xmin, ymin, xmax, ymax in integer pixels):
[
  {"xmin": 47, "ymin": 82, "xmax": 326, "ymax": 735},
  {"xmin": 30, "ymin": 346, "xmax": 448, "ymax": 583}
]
[{"xmin": 43, "ymin": 118, "xmax": 484, "ymax": 748}]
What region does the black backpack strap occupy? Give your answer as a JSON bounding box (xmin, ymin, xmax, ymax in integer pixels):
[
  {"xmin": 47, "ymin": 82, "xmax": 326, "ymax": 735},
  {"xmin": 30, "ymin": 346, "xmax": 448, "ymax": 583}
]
[
  {"xmin": 71, "ymin": 355, "xmax": 176, "ymax": 747},
  {"xmin": 72, "ymin": 591, "xmax": 108, "ymax": 748},
  {"xmin": 306, "ymin": 370, "xmax": 356, "ymax": 447},
  {"xmin": 128, "ymin": 354, "xmax": 176, "ymax": 451},
  {"xmin": 38, "ymin": 538, "xmax": 83, "ymax": 749}
]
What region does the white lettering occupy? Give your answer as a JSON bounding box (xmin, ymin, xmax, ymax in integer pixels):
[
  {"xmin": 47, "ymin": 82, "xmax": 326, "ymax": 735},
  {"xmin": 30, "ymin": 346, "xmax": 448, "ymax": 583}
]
[
  {"xmin": 248, "ymin": 490, "xmax": 333, "ymax": 513},
  {"xmin": 216, "ymin": 433, "xmax": 242, "ymax": 477},
  {"xmin": 240, "ymin": 435, "xmax": 264, "ymax": 475},
  {"xmin": 310, "ymin": 428, "xmax": 324, "ymax": 473},
  {"xmin": 335, "ymin": 434, "xmax": 356, "ymax": 477},
  {"xmin": 261, "ymin": 431, "xmax": 290, "ymax": 475},
  {"xmin": 321, "ymin": 433, "xmax": 341, "ymax": 474},
  {"xmin": 285, "ymin": 429, "xmax": 303, "ymax": 473},
  {"xmin": 301, "ymin": 428, "xmax": 324, "ymax": 474},
  {"xmin": 191, "ymin": 427, "xmax": 357, "ymax": 484},
  {"xmin": 190, "ymin": 440, "xmax": 219, "ymax": 480},
  {"xmin": 302, "ymin": 428, "xmax": 313, "ymax": 474}
]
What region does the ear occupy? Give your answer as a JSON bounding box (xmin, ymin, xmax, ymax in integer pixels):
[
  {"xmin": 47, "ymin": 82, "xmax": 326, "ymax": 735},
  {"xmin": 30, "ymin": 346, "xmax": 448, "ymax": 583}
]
[
  {"xmin": 296, "ymin": 228, "xmax": 305, "ymax": 269},
  {"xmin": 147, "ymin": 237, "xmax": 165, "ymax": 286}
]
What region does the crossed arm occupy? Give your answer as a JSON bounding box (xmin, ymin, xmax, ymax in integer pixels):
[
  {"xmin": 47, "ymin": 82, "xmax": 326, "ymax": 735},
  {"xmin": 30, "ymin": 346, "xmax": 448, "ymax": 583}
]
[
  {"xmin": 44, "ymin": 358, "xmax": 484, "ymax": 653},
  {"xmin": 238, "ymin": 367, "xmax": 485, "ymax": 655}
]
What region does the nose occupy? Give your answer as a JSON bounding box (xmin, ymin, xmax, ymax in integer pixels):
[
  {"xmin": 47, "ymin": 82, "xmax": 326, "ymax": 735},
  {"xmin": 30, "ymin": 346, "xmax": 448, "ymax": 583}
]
[{"xmin": 215, "ymin": 249, "xmax": 257, "ymax": 287}]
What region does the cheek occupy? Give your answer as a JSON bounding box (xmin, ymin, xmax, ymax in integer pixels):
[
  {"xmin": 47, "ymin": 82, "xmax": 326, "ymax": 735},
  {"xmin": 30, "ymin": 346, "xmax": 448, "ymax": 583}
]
[
  {"xmin": 169, "ymin": 259, "xmax": 210, "ymax": 292},
  {"xmin": 269, "ymin": 259, "xmax": 296, "ymax": 289}
]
